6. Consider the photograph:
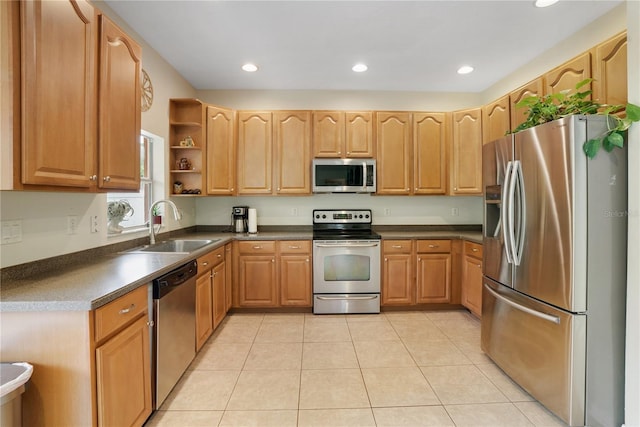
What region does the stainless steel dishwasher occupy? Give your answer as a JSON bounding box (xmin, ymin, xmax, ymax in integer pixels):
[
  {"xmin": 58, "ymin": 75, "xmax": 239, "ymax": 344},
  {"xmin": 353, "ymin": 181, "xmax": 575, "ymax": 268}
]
[{"xmin": 153, "ymin": 260, "xmax": 197, "ymax": 409}]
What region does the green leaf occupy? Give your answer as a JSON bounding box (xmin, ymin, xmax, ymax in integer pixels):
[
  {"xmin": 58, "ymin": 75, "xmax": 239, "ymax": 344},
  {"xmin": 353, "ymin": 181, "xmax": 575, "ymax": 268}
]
[
  {"xmin": 575, "ymin": 78, "xmax": 592, "ymax": 90},
  {"xmin": 603, "ymin": 137, "xmax": 614, "ymax": 152},
  {"xmin": 583, "ymin": 138, "xmax": 601, "ymax": 159},
  {"xmin": 626, "ymin": 103, "xmax": 640, "ymax": 122},
  {"xmin": 607, "ymin": 131, "xmax": 625, "ymax": 148}
]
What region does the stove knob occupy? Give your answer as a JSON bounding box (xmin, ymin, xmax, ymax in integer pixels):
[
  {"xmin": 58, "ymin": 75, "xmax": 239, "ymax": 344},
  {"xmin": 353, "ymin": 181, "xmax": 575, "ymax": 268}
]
[
  {"xmin": 359, "ymin": 214, "xmax": 363, "ymax": 218},
  {"xmin": 322, "ymin": 214, "xmax": 327, "ymax": 219},
  {"xmin": 315, "ymin": 214, "xmax": 320, "ymax": 219},
  {"xmin": 365, "ymin": 214, "xmax": 370, "ymax": 218}
]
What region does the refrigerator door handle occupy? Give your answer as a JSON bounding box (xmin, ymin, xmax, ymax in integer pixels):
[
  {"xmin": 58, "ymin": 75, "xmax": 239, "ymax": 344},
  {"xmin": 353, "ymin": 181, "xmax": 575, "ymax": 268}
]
[
  {"xmin": 484, "ymin": 283, "xmax": 560, "ymax": 324},
  {"xmin": 502, "ymin": 161, "xmax": 514, "ymax": 264},
  {"xmin": 513, "ymin": 160, "xmax": 526, "ymax": 266}
]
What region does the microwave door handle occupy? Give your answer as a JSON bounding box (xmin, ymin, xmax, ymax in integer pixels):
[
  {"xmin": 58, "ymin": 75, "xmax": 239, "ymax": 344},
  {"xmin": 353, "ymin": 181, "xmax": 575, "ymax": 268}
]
[{"xmin": 362, "ymin": 162, "xmax": 367, "ymax": 191}]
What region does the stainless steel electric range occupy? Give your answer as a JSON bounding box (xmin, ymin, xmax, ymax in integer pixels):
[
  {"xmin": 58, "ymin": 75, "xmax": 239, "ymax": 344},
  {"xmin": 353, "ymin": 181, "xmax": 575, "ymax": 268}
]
[{"xmin": 312, "ymin": 209, "xmax": 381, "ymax": 314}]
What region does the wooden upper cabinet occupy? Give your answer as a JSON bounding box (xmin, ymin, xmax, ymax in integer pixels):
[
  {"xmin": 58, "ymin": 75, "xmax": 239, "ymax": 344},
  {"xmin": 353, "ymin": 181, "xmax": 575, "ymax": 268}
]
[
  {"xmin": 413, "ymin": 112, "xmax": 447, "ymax": 195},
  {"xmin": 97, "ymin": 15, "xmax": 141, "ymax": 190},
  {"xmin": 592, "ymin": 32, "xmax": 627, "ymax": 107},
  {"xmin": 450, "ymin": 108, "xmax": 482, "ymax": 195},
  {"xmin": 313, "ymin": 111, "xmax": 343, "ymax": 157},
  {"xmin": 345, "ymin": 112, "xmax": 374, "ymax": 157},
  {"xmin": 482, "ymin": 95, "xmax": 511, "ymax": 144},
  {"xmin": 274, "ymin": 111, "xmax": 311, "ymax": 194},
  {"xmin": 21, "ymin": 0, "xmax": 97, "ymax": 188},
  {"xmin": 544, "ymin": 52, "xmax": 591, "ymax": 96},
  {"xmin": 312, "ymin": 111, "xmax": 373, "ymax": 158},
  {"xmin": 237, "ymin": 111, "xmax": 272, "ymax": 194},
  {"xmin": 376, "ymin": 112, "xmax": 412, "ymax": 195},
  {"xmin": 206, "ymin": 105, "xmax": 236, "ymax": 195},
  {"xmin": 510, "ymin": 78, "xmax": 543, "ymax": 132}
]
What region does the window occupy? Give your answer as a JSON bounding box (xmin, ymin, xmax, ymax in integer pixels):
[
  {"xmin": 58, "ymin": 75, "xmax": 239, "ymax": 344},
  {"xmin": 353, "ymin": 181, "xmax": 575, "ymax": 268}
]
[{"xmin": 106, "ymin": 134, "xmax": 153, "ymax": 232}]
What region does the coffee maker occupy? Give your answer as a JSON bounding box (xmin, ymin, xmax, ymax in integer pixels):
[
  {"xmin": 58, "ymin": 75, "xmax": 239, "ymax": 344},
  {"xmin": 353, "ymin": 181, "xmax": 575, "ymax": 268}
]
[{"xmin": 232, "ymin": 206, "xmax": 249, "ymax": 233}]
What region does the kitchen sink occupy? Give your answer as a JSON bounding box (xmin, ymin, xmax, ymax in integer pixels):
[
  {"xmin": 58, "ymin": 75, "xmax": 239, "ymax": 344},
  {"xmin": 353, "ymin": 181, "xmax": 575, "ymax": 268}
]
[{"xmin": 123, "ymin": 239, "xmax": 219, "ymax": 254}]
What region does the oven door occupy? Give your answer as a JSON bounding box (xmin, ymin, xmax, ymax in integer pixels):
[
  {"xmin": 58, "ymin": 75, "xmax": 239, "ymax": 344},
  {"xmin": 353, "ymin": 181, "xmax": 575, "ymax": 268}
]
[{"xmin": 313, "ymin": 240, "xmax": 381, "ymax": 294}]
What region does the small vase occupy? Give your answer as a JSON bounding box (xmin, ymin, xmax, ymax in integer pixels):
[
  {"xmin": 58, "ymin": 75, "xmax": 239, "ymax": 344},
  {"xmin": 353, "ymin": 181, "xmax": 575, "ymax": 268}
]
[
  {"xmin": 108, "ymin": 218, "xmax": 124, "ymax": 234},
  {"xmin": 153, "ymin": 216, "xmax": 162, "ymax": 225}
]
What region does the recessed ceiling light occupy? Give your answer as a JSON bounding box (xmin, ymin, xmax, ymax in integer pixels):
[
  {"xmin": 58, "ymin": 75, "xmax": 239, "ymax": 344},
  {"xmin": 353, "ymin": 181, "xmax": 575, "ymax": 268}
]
[
  {"xmin": 352, "ymin": 63, "xmax": 368, "ymax": 73},
  {"xmin": 242, "ymin": 63, "xmax": 258, "ymax": 72},
  {"xmin": 535, "ymin": 0, "xmax": 559, "ymax": 7},
  {"xmin": 457, "ymin": 65, "xmax": 474, "ymax": 75}
]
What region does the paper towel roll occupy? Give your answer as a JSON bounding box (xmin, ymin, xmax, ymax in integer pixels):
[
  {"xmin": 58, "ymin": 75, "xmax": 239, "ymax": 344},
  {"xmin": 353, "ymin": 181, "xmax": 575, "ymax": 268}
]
[{"xmin": 248, "ymin": 208, "xmax": 258, "ymax": 233}]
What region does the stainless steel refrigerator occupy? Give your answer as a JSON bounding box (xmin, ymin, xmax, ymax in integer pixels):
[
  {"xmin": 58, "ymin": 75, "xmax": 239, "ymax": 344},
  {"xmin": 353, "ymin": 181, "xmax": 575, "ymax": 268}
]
[{"xmin": 481, "ymin": 115, "xmax": 627, "ymax": 427}]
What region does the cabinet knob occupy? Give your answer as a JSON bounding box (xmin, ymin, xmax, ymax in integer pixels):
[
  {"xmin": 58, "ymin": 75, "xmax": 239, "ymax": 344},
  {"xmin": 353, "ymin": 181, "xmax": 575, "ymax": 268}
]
[
  {"xmin": 384, "ymin": 258, "xmax": 388, "ymax": 262},
  {"xmin": 347, "ymin": 151, "xmax": 350, "ymax": 154},
  {"xmin": 289, "ymin": 245, "xmax": 300, "ymax": 249},
  {"xmin": 253, "ymin": 245, "xmax": 262, "ymax": 249},
  {"xmin": 338, "ymin": 151, "xmax": 341, "ymax": 154},
  {"xmin": 217, "ymin": 254, "xmax": 222, "ymax": 258},
  {"xmin": 118, "ymin": 304, "xmax": 135, "ymax": 315},
  {"xmin": 428, "ymin": 244, "xmax": 438, "ymax": 248},
  {"xmin": 391, "ymin": 245, "xmax": 402, "ymax": 249},
  {"xmin": 202, "ymin": 261, "xmax": 209, "ymax": 266},
  {"xmin": 406, "ymin": 188, "xmax": 409, "ymax": 191},
  {"xmin": 212, "ymin": 272, "xmax": 216, "ymax": 277},
  {"xmin": 103, "ymin": 176, "xmax": 111, "ymax": 182},
  {"xmin": 231, "ymin": 188, "xmax": 234, "ymax": 191},
  {"xmin": 271, "ymin": 258, "xmax": 275, "ymax": 263},
  {"xmin": 476, "ymin": 264, "xmax": 481, "ymax": 268},
  {"xmin": 277, "ymin": 187, "xmax": 280, "ymax": 191},
  {"xmin": 454, "ymin": 187, "xmax": 458, "ymax": 191},
  {"xmin": 146, "ymin": 320, "xmax": 155, "ymax": 327},
  {"xmin": 89, "ymin": 175, "xmax": 97, "ymax": 181},
  {"xmin": 306, "ymin": 258, "xmax": 309, "ymax": 262},
  {"xmin": 472, "ymin": 248, "xmax": 478, "ymax": 252}
]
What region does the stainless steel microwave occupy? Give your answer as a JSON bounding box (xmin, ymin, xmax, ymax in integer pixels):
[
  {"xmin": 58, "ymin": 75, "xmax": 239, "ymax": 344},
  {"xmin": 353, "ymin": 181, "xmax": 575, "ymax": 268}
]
[{"xmin": 312, "ymin": 159, "xmax": 376, "ymax": 193}]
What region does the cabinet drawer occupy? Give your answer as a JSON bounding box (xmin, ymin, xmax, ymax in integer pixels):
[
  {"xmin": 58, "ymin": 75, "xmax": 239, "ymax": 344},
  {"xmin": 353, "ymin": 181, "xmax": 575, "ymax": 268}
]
[
  {"xmin": 278, "ymin": 240, "xmax": 311, "ymax": 254},
  {"xmin": 416, "ymin": 239, "xmax": 451, "ymax": 253},
  {"xmin": 383, "ymin": 240, "xmax": 412, "ymax": 254},
  {"xmin": 95, "ymin": 285, "xmax": 148, "ymax": 342},
  {"xmin": 197, "ymin": 246, "xmax": 225, "ymax": 274},
  {"xmin": 464, "ymin": 241, "xmax": 483, "ymax": 259},
  {"xmin": 238, "ymin": 240, "xmax": 276, "ymax": 254}
]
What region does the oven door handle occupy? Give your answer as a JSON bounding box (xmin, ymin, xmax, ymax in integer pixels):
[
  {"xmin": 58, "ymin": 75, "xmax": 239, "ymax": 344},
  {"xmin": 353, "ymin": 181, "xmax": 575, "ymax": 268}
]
[
  {"xmin": 316, "ymin": 295, "xmax": 379, "ymax": 301},
  {"xmin": 314, "ymin": 243, "xmax": 380, "ymax": 248}
]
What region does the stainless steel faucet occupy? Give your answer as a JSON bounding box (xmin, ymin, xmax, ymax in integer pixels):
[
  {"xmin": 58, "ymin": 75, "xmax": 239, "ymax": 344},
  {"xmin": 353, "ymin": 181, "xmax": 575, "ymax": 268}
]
[{"xmin": 149, "ymin": 200, "xmax": 182, "ymax": 244}]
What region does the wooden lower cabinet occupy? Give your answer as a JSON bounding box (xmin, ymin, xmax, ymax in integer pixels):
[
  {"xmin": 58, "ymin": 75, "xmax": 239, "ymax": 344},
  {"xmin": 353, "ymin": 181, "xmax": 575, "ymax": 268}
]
[
  {"xmin": 212, "ymin": 261, "xmax": 227, "ymax": 327},
  {"xmin": 234, "ymin": 240, "xmax": 312, "ymax": 308},
  {"xmin": 96, "ymin": 315, "xmax": 152, "ymax": 427},
  {"xmin": 195, "ymin": 272, "xmax": 213, "ymax": 351},
  {"xmin": 381, "ymin": 239, "xmax": 453, "ymax": 306},
  {"xmin": 461, "ymin": 241, "xmax": 483, "ymax": 317}
]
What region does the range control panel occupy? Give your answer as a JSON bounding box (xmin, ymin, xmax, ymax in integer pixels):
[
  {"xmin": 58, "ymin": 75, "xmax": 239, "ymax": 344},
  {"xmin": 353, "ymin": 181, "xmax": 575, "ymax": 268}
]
[{"xmin": 313, "ymin": 209, "xmax": 372, "ymax": 224}]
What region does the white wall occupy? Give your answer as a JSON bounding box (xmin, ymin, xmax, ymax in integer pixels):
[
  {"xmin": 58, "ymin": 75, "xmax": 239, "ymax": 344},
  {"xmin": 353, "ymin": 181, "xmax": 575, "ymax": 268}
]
[
  {"xmin": 625, "ymin": 0, "xmax": 640, "ymax": 424},
  {"xmin": 196, "ymin": 195, "xmax": 482, "ymax": 227}
]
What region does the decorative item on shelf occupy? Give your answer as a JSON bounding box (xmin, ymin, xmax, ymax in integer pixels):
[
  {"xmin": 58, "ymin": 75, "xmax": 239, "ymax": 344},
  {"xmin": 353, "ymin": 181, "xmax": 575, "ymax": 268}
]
[
  {"xmin": 180, "ymin": 188, "xmax": 202, "ymax": 195},
  {"xmin": 173, "ymin": 181, "xmax": 183, "ymax": 194},
  {"xmin": 177, "ymin": 157, "xmax": 191, "ymax": 170},
  {"xmin": 151, "ymin": 204, "xmax": 162, "ymax": 225},
  {"xmin": 107, "ymin": 200, "xmax": 134, "ymax": 234},
  {"xmin": 179, "ymin": 136, "xmax": 195, "ymax": 147},
  {"xmin": 141, "ymin": 68, "xmax": 153, "ymax": 112},
  {"xmin": 512, "ymin": 78, "xmax": 640, "ymax": 159}
]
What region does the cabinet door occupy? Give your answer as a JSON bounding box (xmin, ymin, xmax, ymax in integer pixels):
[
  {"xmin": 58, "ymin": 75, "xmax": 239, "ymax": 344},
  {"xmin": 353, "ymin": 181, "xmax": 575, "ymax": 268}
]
[
  {"xmin": 313, "ymin": 111, "xmax": 343, "ymax": 157},
  {"xmin": 413, "ymin": 112, "xmax": 447, "ymax": 195},
  {"xmin": 207, "ymin": 106, "xmax": 236, "ymax": 195},
  {"xmin": 376, "ymin": 112, "xmax": 412, "ymax": 195},
  {"xmin": 225, "ymin": 243, "xmax": 233, "ymax": 311},
  {"xmin": 544, "ymin": 52, "xmax": 591, "ymax": 96},
  {"xmin": 96, "ymin": 315, "xmax": 152, "ymax": 427},
  {"xmin": 21, "ymin": 0, "xmax": 97, "ymax": 188},
  {"xmin": 238, "ymin": 255, "xmax": 278, "ymax": 307},
  {"xmin": 345, "ymin": 112, "xmax": 374, "ymax": 157},
  {"xmin": 279, "ymin": 254, "xmax": 312, "ymax": 306},
  {"xmin": 510, "ymin": 78, "xmax": 543, "ymax": 132},
  {"xmin": 195, "ymin": 272, "xmax": 213, "ymax": 351},
  {"xmin": 212, "ymin": 261, "xmax": 227, "ymax": 328},
  {"xmin": 416, "ymin": 253, "xmax": 451, "ymax": 303},
  {"xmin": 237, "ymin": 112, "xmax": 272, "ymax": 194},
  {"xmin": 274, "ymin": 111, "xmax": 311, "ymax": 194},
  {"xmin": 482, "ymin": 95, "xmax": 511, "ymax": 144},
  {"xmin": 592, "ymin": 32, "xmax": 627, "ymax": 107},
  {"xmin": 382, "ymin": 253, "xmax": 414, "ymax": 305},
  {"xmin": 98, "ymin": 16, "xmax": 141, "ymax": 191},
  {"xmin": 450, "ymin": 108, "xmax": 482, "ymax": 195},
  {"xmin": 462, "ymin": 255, "xmax": 483, "ymax": 317}
]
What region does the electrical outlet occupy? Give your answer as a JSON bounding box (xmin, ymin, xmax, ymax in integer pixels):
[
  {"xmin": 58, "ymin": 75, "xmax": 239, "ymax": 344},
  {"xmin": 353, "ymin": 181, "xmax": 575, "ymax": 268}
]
[
  {"xmin": 90, "ymin": 215, "xmax": 99, "ymax": 233},
  {"xmin": 67, "ymin": 215, "xmax": 79, "ymax": 234},
  {"xmin": 384, "ymin": 208, "xmax": 391, "ymax": 216},
  {"xmin": 1, "ymin": 220, "xmax": 22, "ymax": 244},
  {"xmin": 451, "ymin": 208, "xmax": 459, "ymax": 216},
  {"xmin": 291, "ymin": 208, "xmax": 298, "ymax": 216}
]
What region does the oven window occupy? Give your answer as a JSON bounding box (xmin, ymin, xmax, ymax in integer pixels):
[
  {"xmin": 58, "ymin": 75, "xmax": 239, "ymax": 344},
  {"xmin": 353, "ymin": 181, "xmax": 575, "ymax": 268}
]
[{"xmin": 323, "ymin": 254, "xmax": 371, "ymax": 281}]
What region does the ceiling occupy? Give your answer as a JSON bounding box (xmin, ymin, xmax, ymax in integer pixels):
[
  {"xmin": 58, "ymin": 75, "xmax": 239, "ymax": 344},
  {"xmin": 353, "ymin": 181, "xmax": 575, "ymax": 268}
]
[{"xmin": 105, "ymin": 0, "xmax": 622, "ymax": 93}]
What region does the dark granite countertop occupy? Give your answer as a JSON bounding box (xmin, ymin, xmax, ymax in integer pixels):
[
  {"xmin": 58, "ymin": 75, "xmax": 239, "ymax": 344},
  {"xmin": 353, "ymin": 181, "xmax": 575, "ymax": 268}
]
[{"xmin": 0, "ymin": 226, "xmax": 481, "ymax": 312}]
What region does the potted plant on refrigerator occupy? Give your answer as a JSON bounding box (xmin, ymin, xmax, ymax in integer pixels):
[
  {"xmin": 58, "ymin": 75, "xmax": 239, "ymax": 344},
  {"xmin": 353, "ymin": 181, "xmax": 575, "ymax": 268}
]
[{"xmin": 512, "ymin": 78, "xmax": 640, "ymax": 159}]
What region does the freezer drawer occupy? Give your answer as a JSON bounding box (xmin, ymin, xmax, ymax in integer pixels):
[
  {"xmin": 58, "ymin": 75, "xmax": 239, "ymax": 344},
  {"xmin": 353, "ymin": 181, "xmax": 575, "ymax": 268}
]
[{"xmin": 481, "ymin": 279, "xmax": 586, "ymax": 426}]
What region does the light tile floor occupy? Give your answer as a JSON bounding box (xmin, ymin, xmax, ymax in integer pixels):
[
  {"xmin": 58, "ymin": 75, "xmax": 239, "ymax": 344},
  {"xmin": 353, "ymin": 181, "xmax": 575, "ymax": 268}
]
[{"xmin": 145, "ymin": 310, "xmax": 568, "ymax": 427}]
